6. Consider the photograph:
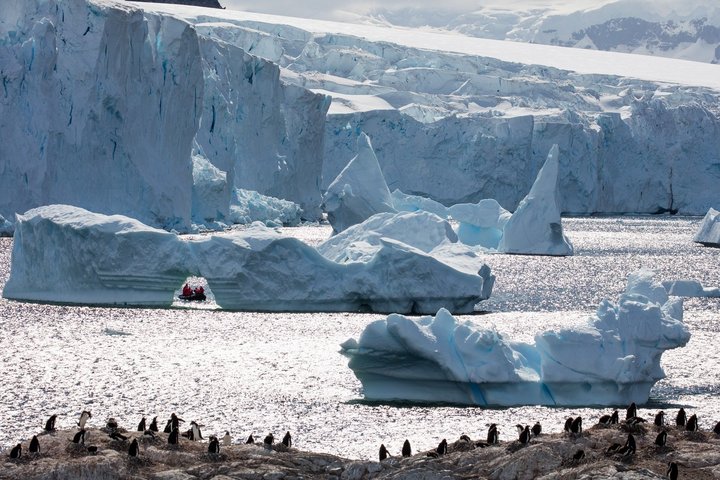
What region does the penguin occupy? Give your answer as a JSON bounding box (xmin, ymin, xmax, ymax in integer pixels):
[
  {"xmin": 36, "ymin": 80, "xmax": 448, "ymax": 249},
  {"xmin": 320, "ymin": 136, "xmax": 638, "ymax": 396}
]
[
  {"xmin": 78, "ymin": 411, "xmax": 91, "ymax": 429},
  {"xmin": 149, "ymin": 417, "xmax": 159, "ymax": 432},
  {"xmin": 487, "ymin": 424, "xmax": 498, "ymax": 445},
  {"xmin": 676, "ymin": 408, "xmax": 687, "ymax": 427},
  {"xmin": 572, "ymin": 449, "xmax": 585, "ymax": 461},
  {"xmin": 44, "ymin": 414, "xmax": 58, "ymax": 432},
  {"xmin": 563, "ymin": 417, "xmax": 573, "ymax": 432},
  {"xmin": 168, "ymin": 428, "xmax": 179, "ymax": 445},
  {"xmin": 9, "ymin": 444, "xmax": 21, "ymax": 459},
  {"xmin": 618, "ymin": 433, "xmax": 636, "ymax": 457},
  {"xmin": 282, "ymin": 431, "xmax": 292, "ymax": 448},
  {"xmin": 570, "ymin": 416, "xmax": 582, "ymax": 434},
  {"xmin": 667, "ymin": 461, "xmax": 679, "ymax": 480},
  {"xmin": 599, "ymin": 411, "xmax": 616, "ymax": 425},
  {"xmin": 379, "ymin": 443, "xmax": 389, "ymax": 461},
  {"xmin": 29, "ymin": 435, "xmax": 40, "ymax": 454},
  {"xmin": 263, "ymin": 433, "xmax": 274, "ymax": 450},
  {"xmin": 655, "ymin": 430, "xmax": 667, "ymax": 447},
  {"xmin": 137, "ymin": 417, "xmax": 146, "ymax": 432},
  {"xmin": 208, "ymin": 436, "xmax": 220, "ymax": 454},
  {"xmin": 128, "ymin": 439, "xmax": 139, "ymax": 457},
  {"xmin": 106, "ymin": 418, "xmax": 118, "ymax": 431},
  {"xmin": 627, "ymin": 416, "xmax": 646, "ymax": 427},
  {"xmin": 655, "ymin": 411, "xmax": 665, "ymax": 427},
  {"xmin": 402, "ymin": 439, "xmax": 412, "ymax": 457},
  {"xmin": 87, "ymin": 445, "xmax": 98, "ymax": 454},
  {"xmin": 222, "ymin": 431, "xmax": 231, "ymax": 446},
  {"xmin": 605, "ymin": 443, "xmax": 622, "ymax": 455},
  {"xmin": 515, "ymin": 424, "xmax": 524, "ymax": 435},
  {"xmin": 532, "ymin": 422, "xmax": 542, "ymax": 436},
  {"xmin": 191, "ymin": 421, "xmax": 203, "ymax": 441},
  {"xmin": 686, "ymin": 414, "xmax": 698, "ymax": 432},
  {"xmin": 246, "ymin": 433, "xmax": 255, "ymax": 444},
  {"xmin": 519, "ymin": 425, "xmax": 531, "ymax": 444},
  {"xmin": 611, "ymin": 410, "xmax": 619, "ymax": 424},
  {"xmin": 170, "ymin": 413, "xmax": 184, "ymax": 431},
  {"xmin": 71, "ymin": 429, "xmax": 86, "ymax": 445},
  {"xmin": 109, "ymin": 430, "xmax": 128, "ymax": 441},
  {"xmin": 436, "ymin": 438, "xmax": 447, "ymax": 455},
  {"xmin": 626, "ymin": 402, "xmax": 637, "ymax": 420},
  {"xmin": 714, "ymin": 421, "xmax": 720, "ymax": 435},
  {"xmin": 459, "ymin": 434, "xmax": 471, "ymax": 443},
  {"xmin": 143, "ymin": 430, "xmax": 156, "ymax": 439}
]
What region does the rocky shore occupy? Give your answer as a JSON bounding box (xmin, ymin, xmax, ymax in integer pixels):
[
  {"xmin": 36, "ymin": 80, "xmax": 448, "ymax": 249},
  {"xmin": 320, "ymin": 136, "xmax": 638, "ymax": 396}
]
[{"xmin": 3, "ymin": 420, "xmax": 720, "ymax": 479}]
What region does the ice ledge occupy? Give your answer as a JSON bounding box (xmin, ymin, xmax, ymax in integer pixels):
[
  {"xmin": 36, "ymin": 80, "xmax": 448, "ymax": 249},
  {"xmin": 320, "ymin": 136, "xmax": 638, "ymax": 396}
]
[
  {"xmin": 342, "ymin": 270, "xmax": 690, "ymax": 406},
  {"xmin": 2, "ymin": 205, "xmax": 493, "ymax": 314}
]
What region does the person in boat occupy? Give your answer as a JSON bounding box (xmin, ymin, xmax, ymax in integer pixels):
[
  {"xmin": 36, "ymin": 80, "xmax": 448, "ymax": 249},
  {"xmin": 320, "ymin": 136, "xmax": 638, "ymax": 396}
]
[
  {"xmin": 194, "ymin": 286, "xmax": 204, "ymax": 295},
  {"xmin": 182, "ymin": 283, "xmax": 192, "ymax": 297}
]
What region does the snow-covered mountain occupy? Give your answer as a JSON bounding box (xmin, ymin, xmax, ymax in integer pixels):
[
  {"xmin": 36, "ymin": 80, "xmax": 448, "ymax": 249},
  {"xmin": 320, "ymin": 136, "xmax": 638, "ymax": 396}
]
[
  {"xmin": 368, "ymin": 0, "xmax": 720, "ymax": 64},
  {"xmin": 1, "ymin": 0, "xmax": 720, "ymax": 232}
]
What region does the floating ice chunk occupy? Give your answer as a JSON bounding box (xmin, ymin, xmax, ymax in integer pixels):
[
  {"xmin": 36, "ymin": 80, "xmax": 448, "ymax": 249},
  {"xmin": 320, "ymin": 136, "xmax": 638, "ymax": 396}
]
[
  {"xmin": 449, "ymin": 199, "xmax": 511, "ymax": 248},
  {"xmin": 499, "ymin": 144, "xmax": 574, "ymax": 256},
  {"xmin": 3, "ymin": 205, "xmax": 491, "ymax": 314},
  {"xmin": 229, "ymin": 189, "xmax": 302, "ymax": 227},
  {"xmin": 663, "ymin": 279, "xmax": 720, "ymax": 298},
  {"xmin": 694, "ymin": 208, "xmax": 720, "ymax": 247},
  {"xmin": 323, "ymin": 133, "xmax": 396, "ymax": 234},
  {"xmin": 342, "ymin": 269, "xmax": 689, "ymax": 406}
]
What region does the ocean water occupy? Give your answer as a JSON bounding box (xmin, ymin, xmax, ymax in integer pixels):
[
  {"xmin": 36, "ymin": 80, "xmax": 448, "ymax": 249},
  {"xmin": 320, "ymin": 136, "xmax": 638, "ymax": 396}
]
[{"xmin": 0, "ymin": 216, "xmax": 718, "ymax": 460}]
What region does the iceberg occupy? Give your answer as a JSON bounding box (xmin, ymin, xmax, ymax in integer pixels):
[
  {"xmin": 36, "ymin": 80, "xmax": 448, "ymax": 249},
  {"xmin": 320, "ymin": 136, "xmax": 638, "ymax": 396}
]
[
  {"xmin": 323, "ymin": 133, "xmax": 396, "ymax": 234},
  {"xmin": 693, "ymin": 208, "xmax": 720, "ymax": 247},
  {"xmin": 3, "ymin": 205, "xmax": 492, "ymax": 313},
  {"xmin": 341, "ymin": 270, "xmax": 689, "ymax": 406},
  {"xmin": 0, "ymin": 215, "xmax": 12, "ymax": 237},
  {"xmin": 499, "ymin": 144, "xmax": 574, "ymax": 256},
  {"xmin": 229, "ymin": 189, "xmax": 303, "ymax": 227},
  {"xmin": 448, "ymin": 199, "xmax": 511, "ymax": 249},
  {"xmin": 663, "ymin": 279, "xmax": 720, "ymax": 298}
]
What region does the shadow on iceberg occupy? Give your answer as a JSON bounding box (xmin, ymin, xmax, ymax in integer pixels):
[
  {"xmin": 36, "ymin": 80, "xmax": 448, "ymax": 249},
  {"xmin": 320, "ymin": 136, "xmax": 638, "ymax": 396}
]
[
  {"xmin": 2, "ymin": 205, "xmax": 494, "ymax": 314},
  {"xmin": 341, "ymin": 270, "xmax": 690, "ymax": 406}
]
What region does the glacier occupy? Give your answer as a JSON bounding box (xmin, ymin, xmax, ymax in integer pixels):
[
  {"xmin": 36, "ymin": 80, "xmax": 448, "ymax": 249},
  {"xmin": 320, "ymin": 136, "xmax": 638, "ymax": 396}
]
[
  {"xmin": 3, "ymin": 0, "xmax": 720, "ymax": 232},
  {"xmin": 3, "ymin": 205, "xmax": 493, "ymax": 313},
  {"xmin": 341, "ymin": 270, "xmax": 690, "ymax": 406},
  {"xmin": 694, "ymin": 208, "xmax": 720, "ymax": 247}
]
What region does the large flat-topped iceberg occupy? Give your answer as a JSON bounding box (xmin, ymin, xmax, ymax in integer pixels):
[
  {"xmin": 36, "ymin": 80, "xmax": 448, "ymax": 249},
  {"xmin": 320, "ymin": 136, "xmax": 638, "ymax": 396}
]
[
  {"xmin": 694, "ymin": 208, "xmax": 720, "ymax": 247},
  {"xmin": 2, "ymin": 205, "xmax": 493, "ymax": 313},
  {"xmin": 341, "ymin": 270, "xmax": 689, "ymax": 406}
]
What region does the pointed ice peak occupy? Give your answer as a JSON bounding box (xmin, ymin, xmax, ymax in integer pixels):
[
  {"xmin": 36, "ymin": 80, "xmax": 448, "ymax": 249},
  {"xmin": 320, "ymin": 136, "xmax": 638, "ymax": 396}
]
[
  {"xmin": 323, "ymin": 132, "xmax": 396, "ymax": 234},
  {"xmin": 498, "ymin": 144, "xmax": 573, "ymax": 256}
]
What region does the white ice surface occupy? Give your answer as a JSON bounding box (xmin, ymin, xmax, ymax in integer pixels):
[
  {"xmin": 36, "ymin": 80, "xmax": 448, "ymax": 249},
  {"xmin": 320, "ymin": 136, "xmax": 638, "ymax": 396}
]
[
  {"xmin": 342, "ymin": 270, "xmax": 690, "ymax": 406},
  {"xmin": 3, "ymin": 205, "xmax": 492, "ymax": 314},
  {"xmin": 693, "ymin": 208, "xmax": 720, "ymax": 247}
]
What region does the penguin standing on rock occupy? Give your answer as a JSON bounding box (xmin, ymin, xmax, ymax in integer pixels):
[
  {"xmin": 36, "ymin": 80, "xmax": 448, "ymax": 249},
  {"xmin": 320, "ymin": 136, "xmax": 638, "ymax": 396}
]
[
  {"xmin": 9, "ymin": 444, "xmax": 22, "ymax": 459},
  {"xmin": 655, "ymin": 430, "xmax": 668, "ymax": 447},
  {"xmin": 436, "ymin": 439, "xmax": 448, "ymax": 455},
  {"xmin": 379, "ymin": 444, "xmax": 389, "ymax": 461},
  {"xmin": 190, "ymin": 421, "xmax": 203, "ymax": 441},
  {"xmin": 599, "ymin": 410, "xmax": 619, "ymax": 425},
  {"xmin": 282, "ymin": 431, "xmax": 292, "ymax": 448},
  {"xmin": 149, "ymin": 417, "xmax": 159, "ymax": 432},
  {"xmin": 626, "ymin": 402, "xmax": 637, "ymax": 420},
  {"xmin": 570, "ymin": 416, "xmax": 583, "ymax": 434},
  {"xmin": 519, "ymin": 426, "xmax": 531, "ymax": 444},
  {"xmin": 487, "ymin": 424, "xmax": 499, "ymax": 445},
  {"xmin": 208, "ymin": 436, "xmax": 220, "ymax": 454},
  {"xmin": 71, "ymin": 429, "xmax": 86, "ymax": 446},
  {"xmin": 263, "ymin": 433, "xmax": 274, "ymax": 450},
  {"xmin": 402, "ymin": 439, "xmax": 412, "ymax": 457},
  {"xmin": 667, "ymin": 461, "xmax": 679, "ymax": 480},
  {"xmin": 564, "ymin": 417, "xmax": 573, "ymax": 432},
  {"xmin": 686, "ymin": 414, "xmax": 698, "ymax": 432},
  {"xmin": 168, "ymin": 428, "xmax": 179, "ymax": 445},
  {"xmin": 78, "ymin": 411, "xmax": 91, "ymax": 429},
  {"xmin": 532, "ymin": 422, "xmax": 542, "ymax": 436},
  {"xmin": 29, "ymin": 435, "xmax": 40, "ymax": 454},
  {"xmin": 128, "ymin": 439, "xmax": 139, "ymax": 457},
  {"xmin": 246, "ymin": 433, "xmax": 255, "ymax": 444},
  {"xmin": 222, "ymin": 431, "xmax": 231, "ymax": 446},
  {"xmin": 137, "ymin": 417, "xmax": 146, "ymax": 432},
  {"xmin": 45, "ymin": 415, "xmax": 58, "ymax": 432},
  {"xmin": 676, "ymin": 408, "xmax": 687, "ymax": 427}
]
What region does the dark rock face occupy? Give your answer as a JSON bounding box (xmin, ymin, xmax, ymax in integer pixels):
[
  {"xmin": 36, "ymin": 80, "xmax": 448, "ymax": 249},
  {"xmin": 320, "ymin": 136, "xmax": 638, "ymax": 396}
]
[{"xmin": 128, "ymin": 0, "xmax": 223, "ymax": 9}]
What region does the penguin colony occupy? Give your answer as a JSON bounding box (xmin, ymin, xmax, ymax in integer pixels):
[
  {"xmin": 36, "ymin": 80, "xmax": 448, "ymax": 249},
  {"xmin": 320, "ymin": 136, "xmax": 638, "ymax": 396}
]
[{"xmin": 6, "ymin": 402, "xmax": 720, "ymax": 478}]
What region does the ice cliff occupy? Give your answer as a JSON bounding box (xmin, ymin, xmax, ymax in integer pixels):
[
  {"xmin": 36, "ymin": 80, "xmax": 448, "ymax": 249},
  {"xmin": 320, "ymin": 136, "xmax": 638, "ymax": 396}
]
[
  {"xmin": 3, "ymin": 205, "xmax": 493, "ymax": 313},
  {"xmin": 342, "ymin": 270, "xmax": 690, "ymax": 406},
  {"xmin": 0, "ymin": 0, "xmax": 328, "ymax": 230}
]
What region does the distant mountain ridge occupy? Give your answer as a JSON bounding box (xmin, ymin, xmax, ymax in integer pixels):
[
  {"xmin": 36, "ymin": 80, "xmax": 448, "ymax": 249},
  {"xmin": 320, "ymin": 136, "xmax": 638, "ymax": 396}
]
[
  {"xmin": 129, "ymin": 0, "xmax": 223, "ymax": 9},
  {"xmin": 368, "ymin": 5, "xmax": 720, "ymax": 64}
]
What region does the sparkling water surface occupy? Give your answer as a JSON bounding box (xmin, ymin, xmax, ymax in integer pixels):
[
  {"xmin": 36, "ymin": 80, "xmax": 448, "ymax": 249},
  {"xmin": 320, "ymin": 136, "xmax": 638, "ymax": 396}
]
[{"xmin": 0, "ymin": 216, "xmax": 718, "ymax": 460}]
